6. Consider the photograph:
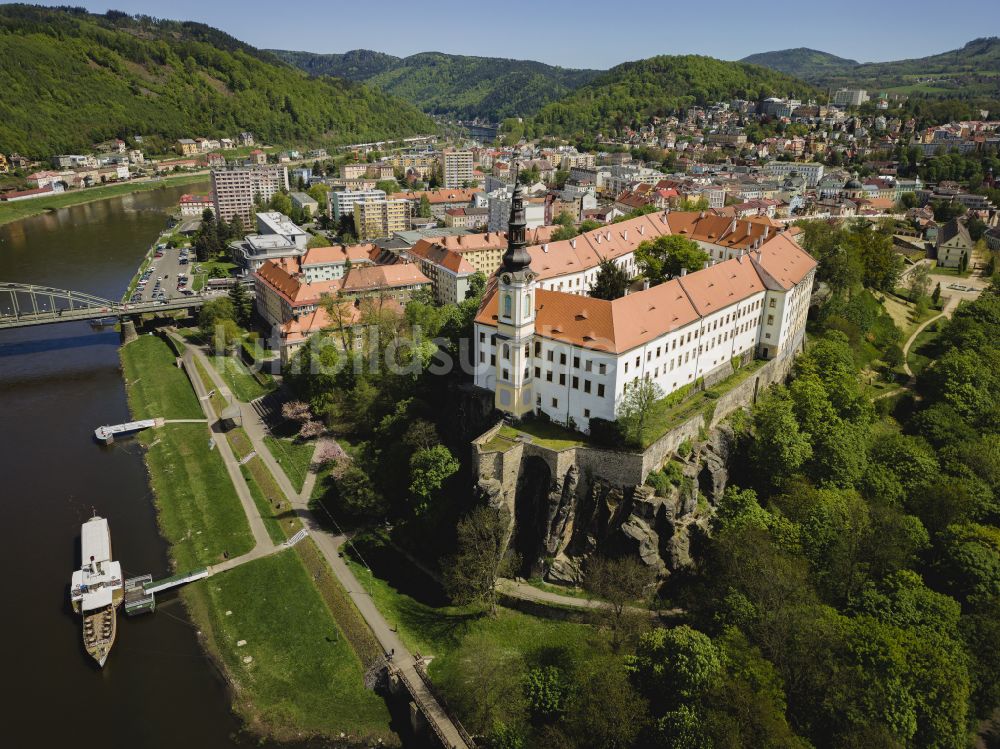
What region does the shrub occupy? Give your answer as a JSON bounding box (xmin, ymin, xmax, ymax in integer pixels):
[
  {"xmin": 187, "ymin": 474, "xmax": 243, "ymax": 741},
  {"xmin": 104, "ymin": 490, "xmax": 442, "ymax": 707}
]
[
  {"xmin": 589, "ymin": 417, "xmax": 627, "ymax": 448},
  {"xmin": 663, "ymin": 460, "xmax": 684, "ymax": 486},
  {"xmin": 677, "ymin": 438, "xmax": 693, "ymax": 458},
  {"xmin": 646, "ymin": 470, "xmax": 671, "ymax": 496}
]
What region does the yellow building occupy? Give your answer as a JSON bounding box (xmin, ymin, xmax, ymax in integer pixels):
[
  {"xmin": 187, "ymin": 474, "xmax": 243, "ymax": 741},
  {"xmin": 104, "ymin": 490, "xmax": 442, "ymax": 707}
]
[{"xmin": 353, "ymin": 197, "xmax": 409, "ymax": 240}]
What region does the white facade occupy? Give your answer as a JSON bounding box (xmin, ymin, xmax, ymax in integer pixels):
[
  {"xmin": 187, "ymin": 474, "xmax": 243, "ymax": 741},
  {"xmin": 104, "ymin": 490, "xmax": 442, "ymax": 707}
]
[
  {"xmin": 212, "ymin": 165, "xmax": 289, "ymax": 225},
  {"xmin": 762, "ymin": 161, "xmax": 825, "ymax": 187},
  {"xmin": 440, "ymin": 150, "xmax": 474, "ymax": 189},
  {"xmin": 330, "ymin": 189, "xmax": 386, "ymax": 221}
]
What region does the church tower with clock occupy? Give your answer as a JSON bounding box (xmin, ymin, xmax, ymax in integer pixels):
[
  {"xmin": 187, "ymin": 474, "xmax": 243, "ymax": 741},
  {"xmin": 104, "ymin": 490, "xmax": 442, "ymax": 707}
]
[{"xmin": 494, "ymin": 178, "xmax": 536, "ymax": 418}]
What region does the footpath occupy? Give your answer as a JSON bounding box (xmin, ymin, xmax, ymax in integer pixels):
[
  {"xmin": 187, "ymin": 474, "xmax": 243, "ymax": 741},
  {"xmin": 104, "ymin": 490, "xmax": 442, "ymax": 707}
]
[{"xmin": 177, "ymin": 336, "xmax": 473, "ymax": 749}]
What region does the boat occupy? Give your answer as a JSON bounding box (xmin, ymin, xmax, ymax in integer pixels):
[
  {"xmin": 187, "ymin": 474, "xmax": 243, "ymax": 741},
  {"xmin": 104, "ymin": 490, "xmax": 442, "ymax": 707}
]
[{"xmin": 70, "ymin": 513, "xmax": 124, "ymax": 667}]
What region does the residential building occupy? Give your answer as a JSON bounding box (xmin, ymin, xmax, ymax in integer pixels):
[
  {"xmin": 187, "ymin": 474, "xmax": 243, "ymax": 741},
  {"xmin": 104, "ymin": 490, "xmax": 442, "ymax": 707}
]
[
  {"xmin": 444, "ymin": 207, "xmax": 490, "ymax": 230},
  {"xmin": 403, "ymin": 240, "xmax": 478, "ymax": 305},
  {"xmin": 354, "ymin": 197, "xmax": 409, "ymax": 240},
  {"xmin": 440, "ymin": 150, "xmax": 474, "ymax": 189},
  {"xmin": 301, "ymin": 243, "xmax": 375, "ymax": 282},
  {"xmin": 176, "ymin": 139, "xmax": 199, "ymax": 156},
  {"xmin": 249, "ymin": 149, "xmax": 268, "ymax": 166},
  {"xmin": 330, "ymin": 189, "xmax": 386, "ymax": 222},
  {"xmin": 390, "ymin": 188, "xmax": 478, "ymax": 220},
  {"xmin": 832, "ymin": 89, "xmax": 869, "ymax": 107},
  {"xmin": 179, "ymin": 193, "xmax": 215, "ymax": 217},
  {"xmin": 936, "ymin": 218, "xmax": 974, "ymax": 268},
  {"xmin": 290, "ymin": 191, "xmax": 319, "ymax": 217},
  {"xmin": 211, "ymin": 165, "xmax": 289, "ymax": 225},
  {"xmin": 0, "ymin": 153, "xmax": 8, "ymax": 174},
  {"xmin": 339, "ymin": 263, "xmax": 431, "ymax": 303},
  {"xmin": 473, "ymin": 188, "xmax": 816, "ymax": 432},
  {"xmin": 239, "ymin": 132, "xmax": 255, "ymax": 147},
  {"xmin": 488, "ymin": 187, "xmax": 547, "ymax": 232}
]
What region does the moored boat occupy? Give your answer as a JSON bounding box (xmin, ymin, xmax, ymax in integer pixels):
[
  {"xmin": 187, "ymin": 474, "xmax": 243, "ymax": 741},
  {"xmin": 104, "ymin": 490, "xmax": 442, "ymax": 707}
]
[{"xmin": 70, "ymin": 513, "xmax": 123, "ymax": 667}]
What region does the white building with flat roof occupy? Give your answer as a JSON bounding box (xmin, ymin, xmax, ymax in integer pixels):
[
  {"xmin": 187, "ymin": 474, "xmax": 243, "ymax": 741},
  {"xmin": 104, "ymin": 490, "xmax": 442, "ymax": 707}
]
[{"xmin": 212, "ymin": 165, "xmax": 289, "ymax": 225}]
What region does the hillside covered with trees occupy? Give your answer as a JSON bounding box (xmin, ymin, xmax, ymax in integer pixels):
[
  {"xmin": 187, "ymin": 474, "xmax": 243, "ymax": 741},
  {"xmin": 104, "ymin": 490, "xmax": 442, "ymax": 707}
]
[
  {"xmin": 746, "ymin": 37, "xmax": 1000, "ymax": 98},
  {"xmin": 271, "ymin": 48, "xmax": 599, "ymax": 122},
  {"xmin": 0, "ymin": 5, "xmax": 433, "ymax": 156},
  {"xmin": 525, "ymin": 55, "xmax": 819, "ymax": 140}
]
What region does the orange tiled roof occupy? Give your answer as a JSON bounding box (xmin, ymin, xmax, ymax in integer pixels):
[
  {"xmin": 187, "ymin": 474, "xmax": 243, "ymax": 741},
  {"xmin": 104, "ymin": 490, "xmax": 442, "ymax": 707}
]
[
  {"xmin": 677, "ymin": 257, "xmax": 766, "ymax": 316},
  {"xmin": 389, "ymin": 188, "xmax": 477, "ymax": 205},
  {"xmin": 255, "ymin": 258, "xmax": 340, "ymax": 306},
  {"xmin": 340, "ymin": 264, "xmax": 430, "ymax": 293},
  {"xmin": 750, "ymin": 233, "xmax": 817, "ymax": 290},
  {"xmin": 301, "ymin": 243, "xmax": 377, "ymax": 266},
  {"xmin": 407, "ymin": 239, "xmax": 477, "ymax": 274}
]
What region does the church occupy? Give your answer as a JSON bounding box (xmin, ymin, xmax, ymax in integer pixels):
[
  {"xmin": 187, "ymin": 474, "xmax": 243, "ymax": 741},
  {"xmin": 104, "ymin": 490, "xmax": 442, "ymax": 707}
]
[{"xmin": 473, "ymin": 181, "xmax": 817, "ymax": 434}]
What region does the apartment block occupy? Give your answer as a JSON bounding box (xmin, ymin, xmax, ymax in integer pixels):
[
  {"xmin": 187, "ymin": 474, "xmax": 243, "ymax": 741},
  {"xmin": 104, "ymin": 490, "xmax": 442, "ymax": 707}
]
[
  {"xmin": 211, "ymin": 165, "xmax": 289, "ymax": 225},
  {"xmin": 440, "ymin": 150, "xmax": 474, "ymax": 189}
]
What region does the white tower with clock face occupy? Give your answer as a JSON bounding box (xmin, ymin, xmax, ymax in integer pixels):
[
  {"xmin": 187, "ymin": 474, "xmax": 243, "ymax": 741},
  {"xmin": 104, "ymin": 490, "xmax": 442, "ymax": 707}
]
[{"xmin": 495, "ymin": 179, "xmax": 535, "ymax": 418}]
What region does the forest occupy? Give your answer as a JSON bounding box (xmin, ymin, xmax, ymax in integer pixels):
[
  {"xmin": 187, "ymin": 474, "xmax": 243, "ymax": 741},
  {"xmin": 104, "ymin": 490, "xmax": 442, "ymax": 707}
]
[
  {"xmin": 0, "ymin": 5, "xmax": 433, "ymax": 155},
  {"xmin": 525, "ymin": 55, "xmax": 819, "ymax": 141}
]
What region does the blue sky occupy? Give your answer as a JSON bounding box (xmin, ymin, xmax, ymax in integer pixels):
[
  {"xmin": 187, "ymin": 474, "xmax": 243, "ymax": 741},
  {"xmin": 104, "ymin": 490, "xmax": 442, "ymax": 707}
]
[{"xmin": 68, "ymin": 0, "xmax": 999, "ymax": 70}]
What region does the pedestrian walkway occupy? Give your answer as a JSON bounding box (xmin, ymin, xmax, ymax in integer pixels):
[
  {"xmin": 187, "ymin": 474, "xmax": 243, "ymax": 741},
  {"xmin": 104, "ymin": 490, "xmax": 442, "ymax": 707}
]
[{"xmin": 180, "ymin": 335, "xmax": 473, "ymax": 749}]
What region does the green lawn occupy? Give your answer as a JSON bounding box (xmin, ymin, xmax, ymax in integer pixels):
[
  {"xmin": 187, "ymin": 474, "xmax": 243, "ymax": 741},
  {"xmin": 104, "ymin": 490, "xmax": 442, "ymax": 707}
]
[
  {"xmin": 263, "ymin": 436, "xmax": 316, "ymax": 493},
  {"xmin": 0, "ymin": 173, "xmax": 210, "ymax": 226},
  {"xmin": 211, "ymin": 354, "xmax": 274, "ymax": 402},
  {"xmin": 642, "ymin": 359, "xmax": 766, "ymax": 447},
  {"xmin": 499, "ymin": 421, "xmax": 584, "ymax": 450},
  {"xmin": 121, "ymin": 334, "xmax": 203, "ymax": 419},
  {"xmin": 138, "ymin": 423, "xmax": 253, "ymax": 568},
  {"xmin": 930, "ymin": 264, "xmax": 973, "ymax": 278},
  {"xmin": 342, "ymin": 534, "xmax": 600, "ymax": 680},
  {"xmin": 224, "ymin": 427, "xmax": 300, "ymax": 545},
  {"xmin": 184, "ymin": 550, "xmax": 393, "ymax": 742}
]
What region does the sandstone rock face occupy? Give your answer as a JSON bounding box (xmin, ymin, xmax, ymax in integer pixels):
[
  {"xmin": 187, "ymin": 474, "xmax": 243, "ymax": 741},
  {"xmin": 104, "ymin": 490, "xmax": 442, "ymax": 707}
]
[{"xmin": 490, "ymin": 426, "xmax": 736, "ymax": 588}]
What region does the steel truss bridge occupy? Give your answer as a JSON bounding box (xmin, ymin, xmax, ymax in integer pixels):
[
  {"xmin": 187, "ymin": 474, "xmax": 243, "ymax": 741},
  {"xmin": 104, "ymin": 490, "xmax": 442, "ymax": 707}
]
[{"xmin": 0, "ymin": 282, "xmax": 206, "ymax": 329}]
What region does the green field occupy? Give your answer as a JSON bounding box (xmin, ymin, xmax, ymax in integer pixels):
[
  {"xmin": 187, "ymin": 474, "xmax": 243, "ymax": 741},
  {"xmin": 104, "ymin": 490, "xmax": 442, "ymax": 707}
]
[
  {"xmin": 137, "ymin": 423, "xmax": 254, "ymax": 568},
  {"xmin": 0, "ymin": 173, "xmax": 210, "ymax": 226},
  {"xmin": 210, "ymin": 353, "xmax": 275, "ymax": 403},
  {"xmin": 184, "ymin": 550, "xmax": 394, "ymax": 742},
  {"xmin": 263, "ymin": 436, "xmax": 315, "ymax": 493},
  {"xmin": 120, "ymin": 334, "xmax": 203, "ymax": 419},
  {"xmin": 343, "ymin": 535, "xmax": 601, "ymax": 729}
]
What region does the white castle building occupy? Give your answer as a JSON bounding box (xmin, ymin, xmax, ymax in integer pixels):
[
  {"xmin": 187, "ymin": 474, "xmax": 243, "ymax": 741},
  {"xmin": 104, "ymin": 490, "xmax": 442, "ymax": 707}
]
[{"xmin": 473, "ymin": 183, "xmax": 817, "ymax": 433}]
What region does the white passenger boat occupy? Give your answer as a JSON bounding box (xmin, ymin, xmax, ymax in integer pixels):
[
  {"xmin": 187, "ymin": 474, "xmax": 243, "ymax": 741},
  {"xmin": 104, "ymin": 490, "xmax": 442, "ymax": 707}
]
[{"xmin": 70, "ymin": 514, "xmax": 124, "ymax": 667}]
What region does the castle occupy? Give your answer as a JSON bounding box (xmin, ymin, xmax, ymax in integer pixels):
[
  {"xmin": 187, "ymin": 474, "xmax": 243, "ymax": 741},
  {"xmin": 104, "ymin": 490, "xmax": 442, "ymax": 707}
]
[{"xmin": 473, "ymin": 181, "xmax": 817, "ymax": 433}]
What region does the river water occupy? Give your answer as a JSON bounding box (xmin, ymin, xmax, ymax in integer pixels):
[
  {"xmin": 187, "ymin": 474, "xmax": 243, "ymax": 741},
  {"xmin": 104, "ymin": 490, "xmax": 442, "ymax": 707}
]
[{"xmin": 0, "ymin": 185, "xmax": 275, "ymax": 747}]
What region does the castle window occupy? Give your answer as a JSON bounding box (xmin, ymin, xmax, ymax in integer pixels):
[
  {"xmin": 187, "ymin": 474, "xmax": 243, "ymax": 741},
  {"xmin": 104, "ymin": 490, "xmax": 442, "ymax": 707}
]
[
  {"xmin": 502, "ymin": 343, "xmax": 510, "ymax": 360},
  {"xmin": 559, "ymin": 373, "xmax": 566, "ymax": 386},
  {"xmin": 769, "ymin": 298, "xmax": 776, "ymax": 308},
  {"xmin": 599, "ymin": 363, "xmax": 607, "ymax": 375},
  {"xmin": 584, "ymin": 409, "xmax": 591, "ymax": 418},
  {"xmin": 502, "ymin": 368, "xmax": 509, "ymax": 380},
  {"xmin": 552, "ymin": 397, "xmax": 558, "ymax": 408},
  {"xmin": 598, "ymin": 384, "xmax": 606, "ymax": 397},
  {"xmin": 584, "ymin": 380, "xmax": 592, "ymax": 393},
  {"xmin": 572, "ymin": 376, "xmax": 579, "ymax": 389}
]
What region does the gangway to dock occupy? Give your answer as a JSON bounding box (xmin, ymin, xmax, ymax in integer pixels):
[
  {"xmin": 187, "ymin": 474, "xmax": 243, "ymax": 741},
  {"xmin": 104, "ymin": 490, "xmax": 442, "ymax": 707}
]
[
  {"xmin": 94, "ymin": 418, "xmax": 157, "ymax": 444},
  {"xmin": 143, "ymin": 569, "xmax": 209, "ymax": 595},
  {"xmin": 123, "ymin": 574, "xmax": 155, "ymax": 616}
]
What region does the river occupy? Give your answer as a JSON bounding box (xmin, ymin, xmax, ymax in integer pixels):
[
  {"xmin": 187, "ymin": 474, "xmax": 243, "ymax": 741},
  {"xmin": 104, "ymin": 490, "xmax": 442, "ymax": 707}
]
[{"xmin": 0, "ymin": 184, "xmax": 279, "ymax": 747}]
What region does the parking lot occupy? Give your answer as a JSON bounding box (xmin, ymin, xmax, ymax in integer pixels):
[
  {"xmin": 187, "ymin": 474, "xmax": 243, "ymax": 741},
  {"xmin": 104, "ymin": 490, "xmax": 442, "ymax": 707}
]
[{"xmin": 127, "ymin": 244, "xmax": 196, "ymax": 305}]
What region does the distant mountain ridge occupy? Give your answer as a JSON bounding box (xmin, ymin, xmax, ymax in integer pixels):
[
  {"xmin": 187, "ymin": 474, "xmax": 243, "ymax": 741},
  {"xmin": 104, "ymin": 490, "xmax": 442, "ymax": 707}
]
[
  {"xmin": 0, "ymin": 5, "xmax": 433, "ymax": 156},
  {"xmin": 270, "ymin": 49, "xmax": 600, "ymax": 121},
  {"xmin": 742, "ymin": 38, "xmax": 1000, "ymax": 97},
  {"xmin": 739, "ymin": 48, "xmax": 859, "ymax": 78}
]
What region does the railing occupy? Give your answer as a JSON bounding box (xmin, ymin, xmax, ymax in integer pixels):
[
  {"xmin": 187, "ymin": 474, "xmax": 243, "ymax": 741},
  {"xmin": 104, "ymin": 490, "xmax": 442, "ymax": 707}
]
[
  {"xmin": 412, "ymin": 658, "xmax": 478, "ymax": 749},
  {"xmin": 394, "ymin": 666, "xmax": 459, "ymax": 749}
]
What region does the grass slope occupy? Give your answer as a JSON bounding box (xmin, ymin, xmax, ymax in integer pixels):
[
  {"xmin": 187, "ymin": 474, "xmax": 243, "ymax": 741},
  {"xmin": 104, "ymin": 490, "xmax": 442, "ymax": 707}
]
[
  {"xmin": 120, "ymin": 334, "xmax": 203, "ymax": 419},
  {"xmin": 186, "ymin": 550, "xmax": 393, "ymax": 741},
  {"xmin": 0, "ymin": 5, "xmax": 433, "ymax": 155},
  {"xmin": 0, "ymin": 174, "xmax": 210, "ymax": 227}
]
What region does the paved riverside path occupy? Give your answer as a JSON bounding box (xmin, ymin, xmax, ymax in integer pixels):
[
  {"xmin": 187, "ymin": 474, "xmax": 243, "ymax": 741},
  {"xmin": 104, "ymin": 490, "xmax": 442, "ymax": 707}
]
[
  {"xmin": 183, "ymin": 339, "xmax": 473, "ymax": 749},
  {"xmin": 174, "ymin": 340, "xmax": 274, "ymax": 553},
  {"xmin": 497, "ymin": 578, "xmax": 684, "ymax": 621}
]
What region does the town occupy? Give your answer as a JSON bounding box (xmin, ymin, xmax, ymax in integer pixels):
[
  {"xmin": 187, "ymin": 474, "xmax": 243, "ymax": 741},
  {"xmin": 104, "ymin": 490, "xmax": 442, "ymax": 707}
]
[{"xmin": 3, "ymin": 5, "xmax": 1000, "ymax": 749}]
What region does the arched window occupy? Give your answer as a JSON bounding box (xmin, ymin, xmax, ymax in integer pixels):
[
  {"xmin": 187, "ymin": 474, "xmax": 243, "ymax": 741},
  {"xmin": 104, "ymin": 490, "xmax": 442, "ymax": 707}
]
[
  {"xmin": 503, "ymin": 294, "xmax": 512, "ymax": 318},
  {"xmin": 502, "ymin": 343, "xmax": 510, "ymax": 360},
  {"xmin": 523, "ymin": 292, "xmax": 531, "ymax": 317}
]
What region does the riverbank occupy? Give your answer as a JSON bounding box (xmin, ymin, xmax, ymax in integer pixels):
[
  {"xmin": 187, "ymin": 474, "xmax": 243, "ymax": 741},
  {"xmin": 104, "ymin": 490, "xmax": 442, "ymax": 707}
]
[
  {"xmin": 0, "ymin": 173, "xmax": 210, "ymax": 226},
  {"xmin": 119, "ymin": 333, "xmax": 397, "ymax": 744}
]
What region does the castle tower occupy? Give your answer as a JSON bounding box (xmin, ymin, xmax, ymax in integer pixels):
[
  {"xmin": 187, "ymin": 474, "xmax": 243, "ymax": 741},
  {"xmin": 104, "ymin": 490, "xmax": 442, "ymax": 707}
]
[{"xmin": 494, "ymin": 179, "xmax": 536, "ymax": 418}]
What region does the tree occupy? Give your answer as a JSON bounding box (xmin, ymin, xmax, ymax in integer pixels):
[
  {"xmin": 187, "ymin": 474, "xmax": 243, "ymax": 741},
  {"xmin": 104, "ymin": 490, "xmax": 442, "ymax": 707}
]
[
  {"xmin": 564, "ymin": 657, "xmax": 648, "ymax": 749},
  {"xmin": 616, "ymin": 378, "xmax": 663, "ymax": 448},
  {"xmin": 931, "ymin": 281, "xmax": 941, "ymax": 306},
  {"xmin": 750, "ymin": 390, "xmax": 812, "ymax": 490},
  {"xmin": 437, "ymin": 631, "xmax": 526, "ymax": 734},
  {"xmin": 228, "ymin": 280, "xmax": 252, "ymax": 327},
  {"xmin": 198, "ymin": 296, "xmax": 235, "ymax": 335},
  {"xmin": 589, "ymin": 259, "xmax": 630, "ymax": 300},
  {"xmin": 418, "ymin": 193, "xmax": 431, "ymax": 218},
  {"xmin": 634, "ymin": 235, "xmax": 708, "ymax": 284},
  {"xmin": 268, "ymin": 191, "xmax": 292, "ymax": 216},
  {"xmin": 629, "ymin": 625, "xmax": 722, "ymax": 706},
  {"xmin": 583, "ymin": 555, "xmax": 654, "ymax": 649},
  {"xmin": 376, "ymin": 179, "xmax": 400, "ymax": 194},
  {"xmin": 408, "ymin": 444, "xmax": 459, "ymax": 513},
  {"xmin": 445, "ymin": 505, "xmax": 518, "ymax": 615},
  {"xmin": 467, "ymin": 271, "xmax": 487, "ymax": 300},
  {"xmin": 524, "ymin": 666, "xmax": 572, "ymax": 724},
  {"xmin": 335, "ymin": 464, "xmax": 385, "ymax": 520},
  {"xmin": 907, "ymin": 263, "xmax": 931, "ymax": 303}
]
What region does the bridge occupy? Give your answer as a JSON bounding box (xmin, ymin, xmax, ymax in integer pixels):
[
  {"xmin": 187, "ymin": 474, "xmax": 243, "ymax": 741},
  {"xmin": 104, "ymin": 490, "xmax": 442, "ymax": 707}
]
[{"xmin": 0, "ymin": 282, "xmax": 207, "ymax": 329}]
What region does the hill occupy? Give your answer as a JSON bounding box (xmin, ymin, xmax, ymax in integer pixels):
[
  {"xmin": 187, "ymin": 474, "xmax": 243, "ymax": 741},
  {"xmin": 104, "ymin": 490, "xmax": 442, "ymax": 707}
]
[
  {"xmin": 0, "ymin": 5, "xmax": 434, "ymax": 156},
  {"xmin": 527, "ymin": 55, "xmax": 819, "ymax": 139},
  {"xmin": 744, "ymin": 38, "xmax": 1000, "ymax": 98},
  {"xmin": 271, "ymin": 49, "xmax": 600, "ymax": 121},
  {"xmin": 739, "ymin": 48, "xmax": 858, "ymax": 79}
]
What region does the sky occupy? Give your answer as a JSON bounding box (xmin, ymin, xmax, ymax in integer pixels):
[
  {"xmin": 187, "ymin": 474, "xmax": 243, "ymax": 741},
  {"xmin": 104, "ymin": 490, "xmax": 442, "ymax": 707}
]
[{"xmin": 68, "ymin": 0, "xmax": 1000, "ymax": 70}]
